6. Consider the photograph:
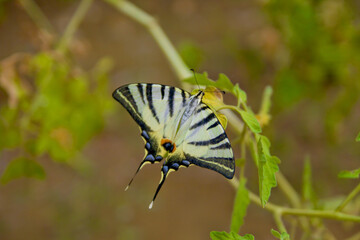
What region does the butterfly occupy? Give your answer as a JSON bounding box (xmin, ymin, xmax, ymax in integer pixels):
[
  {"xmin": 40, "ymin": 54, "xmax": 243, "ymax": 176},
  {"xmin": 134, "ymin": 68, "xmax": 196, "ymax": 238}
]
[{"xmin": 113, "ymin": 83, "xmax": 235, "ymax": 208}]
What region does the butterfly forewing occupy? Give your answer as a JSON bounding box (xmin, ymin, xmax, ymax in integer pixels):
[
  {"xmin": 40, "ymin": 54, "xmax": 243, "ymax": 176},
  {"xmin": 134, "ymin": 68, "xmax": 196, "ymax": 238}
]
[{"xmin": 113, "ymin": 83, "xmax": 192, "ymax": 158}]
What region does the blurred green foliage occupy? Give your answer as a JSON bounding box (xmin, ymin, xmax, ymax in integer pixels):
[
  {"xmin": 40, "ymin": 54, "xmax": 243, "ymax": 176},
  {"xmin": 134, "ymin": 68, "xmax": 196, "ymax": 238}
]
[
  {"xmin": 264, "ymin": 0, "xmax": 360, "ymax": 140},
  {"xmin": 0, "ymin": 51, "xmax": 113, "ymax": 180}
]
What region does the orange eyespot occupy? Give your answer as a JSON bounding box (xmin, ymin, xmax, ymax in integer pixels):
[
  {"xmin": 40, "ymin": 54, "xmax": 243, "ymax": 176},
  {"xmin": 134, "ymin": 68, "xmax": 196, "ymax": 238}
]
[{"xmin": 161, "ymin": 139, "xmax": 176, "ymax": 153}]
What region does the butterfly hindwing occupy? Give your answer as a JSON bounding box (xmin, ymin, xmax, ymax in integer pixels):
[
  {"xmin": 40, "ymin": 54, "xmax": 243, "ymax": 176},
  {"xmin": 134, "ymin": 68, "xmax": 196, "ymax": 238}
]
[{"xmin": 181, "ymin": 103, "xmax": 235, "ymax": 179}]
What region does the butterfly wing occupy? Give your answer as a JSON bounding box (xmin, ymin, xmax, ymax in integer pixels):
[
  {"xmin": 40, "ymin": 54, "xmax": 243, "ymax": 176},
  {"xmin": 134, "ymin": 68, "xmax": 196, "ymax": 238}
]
[
  {"xmin": 112, "ymin": 83, "xmax": 191, "ymax": 168},
  {"xmin": 181, "ymin": 103, "xmax": 235, "ymax": 179}
]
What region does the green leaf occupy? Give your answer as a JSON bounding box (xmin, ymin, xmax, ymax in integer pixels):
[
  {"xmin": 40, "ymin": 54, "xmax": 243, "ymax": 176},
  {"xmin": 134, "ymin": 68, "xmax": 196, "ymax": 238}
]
[
  {"xmin": 239, "ymin": 110, "xmax": 262, "ymax": 133},
  {"xmin": 217, "ymin": 73, "xmax": 234, "ymax": 90},
  {"xmin": 210, "ymin": 231, "xmax": 254, "ymax": 240},
  {"xmin": 302, "ymin": 156, "xmax": 313, "ymax": 201},
  {"xmin": 257, "ymin": 135, "xmax": 280, "ymax": 207},
  {"xmin": 1, "ymin": 157, "xmax": 46, "ymax": 184},
  {"xmin": 338, "ymin": 168, "xmax": 360, "ymax": 179},
  {"xmin": 231, "ymin": 178, "xmax": 250, "ymax": 232},
  {"xmin": 271, "ymin": 229, "xmax": 290, "ymax": 240},
  {"xmin": 233, "ymin": 84, "xmax": 247, "ymax": 104},
  {"xmin": 356, "ymin": 132, "xmax": 360, "ymax": 142},
  {"xmin": 183, "ymin": 72, "xmax": 234, "ymax": 91}
]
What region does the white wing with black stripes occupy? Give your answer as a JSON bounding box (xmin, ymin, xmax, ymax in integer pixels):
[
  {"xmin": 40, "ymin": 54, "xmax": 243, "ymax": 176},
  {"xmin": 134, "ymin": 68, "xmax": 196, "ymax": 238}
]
[{"xmin": 113, "ymin": 83, "xmax": 234, "ymax": 209}]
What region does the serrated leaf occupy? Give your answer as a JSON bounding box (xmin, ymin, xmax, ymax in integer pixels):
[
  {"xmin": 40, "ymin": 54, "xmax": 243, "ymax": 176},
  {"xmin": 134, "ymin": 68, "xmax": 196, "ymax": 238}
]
[
  {"xmin": 302, "ymin": 156, "xmax": 313, "ymax": 201},
  {"xmin": 210, "ymin": 231, "xmax": 254, "ymax": 240},
  {"xmin": 239, "ymin": 110, "xmax": 262, "ymax": 133},
  {"xmin": 1, "ymin": 157, "xmax": 45, "ymax": 184},
  {"xmin": 356, "ymin": 132, "xmax": 360, "ymax": 142},
  {"xmin": 257, "ymin": 136, "xmax": 280, "ymax": 207},
  {"xmin": 231, "ymin": 178, "xmax": 250, "ymax": 232},
  {"xmin": 271, "ymin": 229, "xmax": 290, "ymax": 240},
  {"xmin": 338, "ymin": 168, "xmax": 360, "ymax": 179}
]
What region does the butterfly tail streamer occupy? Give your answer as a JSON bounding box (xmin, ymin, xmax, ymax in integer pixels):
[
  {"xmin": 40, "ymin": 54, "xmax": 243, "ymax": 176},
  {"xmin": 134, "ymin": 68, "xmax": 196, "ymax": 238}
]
[
  {"xmin": 125, "ymin": 159, "xmax": 150, "ymax": 191},
  {"xmin": 149, "ymin": 165, "xmax": 170, "ymax": 209}
]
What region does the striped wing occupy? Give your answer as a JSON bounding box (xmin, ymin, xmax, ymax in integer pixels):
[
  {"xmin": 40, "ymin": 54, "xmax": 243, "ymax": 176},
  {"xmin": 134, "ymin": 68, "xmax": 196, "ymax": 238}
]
[
  {"xmin": 112, "ymin": 83, "xmax": 191, "ymax": 163},
  {"xmin": 181, "ymin": 103, "xmax": 235, "ymax": 179},
  {"xmin": 113, "ymin": 83, "xmax": 234, "ymax": 208}
]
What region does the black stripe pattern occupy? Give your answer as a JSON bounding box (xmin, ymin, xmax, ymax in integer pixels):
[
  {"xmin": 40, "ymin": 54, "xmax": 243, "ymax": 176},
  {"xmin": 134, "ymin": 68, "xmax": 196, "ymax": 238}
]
[
  {"xmin": 137, "ymin": 84, "xmax": 145, "ymax": 104},
  {"xmin": 168, "ymin": 86, "xmax": 175, "ymax": 117},
  {"xmin": 210, "ymin": 142, "xmax": 232, "ymax": 150},
  {"xmin": 146, "ymin": 84, "xmax": 160, "ymax": 123},
  {"xmin": 184, "ymin": 154, "xmax": 234, "ymax": 179},
  {"xmin": 188, "ymin": 132, "xmax": 227, "ymax": 146},
  {"xmin": 161, "ymin": 85, "xmax": 165, "ymax": 99},
  {"xmin": 190, "ymin": 113, "xmax": 216, "ymax": 130}
]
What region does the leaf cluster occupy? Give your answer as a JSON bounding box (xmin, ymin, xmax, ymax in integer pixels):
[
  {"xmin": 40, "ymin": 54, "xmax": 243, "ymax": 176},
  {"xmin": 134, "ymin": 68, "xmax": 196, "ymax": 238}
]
[{"xmin": 0, "ymin": 52, "xmax": 113, "ymax": 182}]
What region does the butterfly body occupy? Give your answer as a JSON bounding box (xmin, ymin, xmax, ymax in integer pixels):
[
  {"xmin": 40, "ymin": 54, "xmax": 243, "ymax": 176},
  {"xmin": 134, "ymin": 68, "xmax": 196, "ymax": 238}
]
[{"xmin": 113, "ymin": 83, "xmax": 234, "ymax": 208}]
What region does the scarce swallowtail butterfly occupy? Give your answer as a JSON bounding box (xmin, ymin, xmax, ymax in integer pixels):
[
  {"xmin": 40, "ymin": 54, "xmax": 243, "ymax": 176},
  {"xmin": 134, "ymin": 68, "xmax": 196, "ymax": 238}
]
[{"xmin": 113, "ymin": 83, "xmax": 235, "ymax": 209}]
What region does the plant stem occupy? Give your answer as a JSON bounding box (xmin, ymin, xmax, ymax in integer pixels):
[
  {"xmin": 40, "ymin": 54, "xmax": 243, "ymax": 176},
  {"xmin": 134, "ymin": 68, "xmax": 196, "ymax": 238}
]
[
  {"xmin": 336, "ymin": 183, "xmax": 360, "ymax": 212},
  {"xmin": 249, "ymin": 190, "xmax": 360, "ymax": 222},
  {"xmin": 18, "ymin": 0, "xmax": 55, "ymax": 35},
  {"xmin": 229, "ymin": 179, "xmax": 360, "ymax": 223},
  {"xmin": 274, "ymin": 209, "xmax": 288, "ymax": 233},
  {"xmin": 103, "ymin": 0, "xmax": 192, "ymax": 80},
  {"xmin": 276, "ymin": 171, "xmax": 311, "ymax": 232},
  {"xmin": 276, "ymin": 171, "xmax": 301, "ymax": 208},
  {"xmin": 57, "ymin": 0, "xmax": 94, "ymax": 53}
]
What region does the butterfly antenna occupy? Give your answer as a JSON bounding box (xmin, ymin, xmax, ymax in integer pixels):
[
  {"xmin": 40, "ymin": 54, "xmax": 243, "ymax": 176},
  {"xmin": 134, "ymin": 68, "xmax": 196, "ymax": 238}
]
[
  {"xmin": 149, "ymin": 165, "xmax": 170, "ymax": 209},
  {"xmin": 190, "ymin": 68, "xmax": 201, "ymax": 91},
  {"xmin": 125, "ymin": 160, "xmax": 147, "ymax": 191}
]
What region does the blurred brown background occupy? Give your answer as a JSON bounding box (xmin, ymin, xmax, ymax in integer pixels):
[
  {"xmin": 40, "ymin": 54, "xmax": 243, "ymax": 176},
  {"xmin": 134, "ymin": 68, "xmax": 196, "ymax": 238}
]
[{"xmin": 0, "ymin": 0, "xmax": 359, "ymax": 239}]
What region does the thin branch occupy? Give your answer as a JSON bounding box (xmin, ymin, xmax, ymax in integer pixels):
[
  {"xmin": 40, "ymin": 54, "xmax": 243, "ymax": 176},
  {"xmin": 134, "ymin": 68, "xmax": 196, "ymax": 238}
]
[
  {"xmin": 274, "ymin": 209, "xmax": 288, "ymax": 234},
  {"xmin": 276, "ymin": 171, "xmax": 301, "ymax": 208},
  {"xmin": 336, "ymin": 183, "xmax": 360, "ymax": 212},
  {"xmin": 18, "ymin": 0, "xmax": 55, "ymax": 35},
  {"xmin": 57, "ymin": 0, "xmax": 94, "ymax": 53},
  {"xmin": 103, "ymin": 0, "xmax": 191, "ymax": 80},
  {"xmin": 231, "ymin": 179, "xmax": 360, "ymax": 223}
]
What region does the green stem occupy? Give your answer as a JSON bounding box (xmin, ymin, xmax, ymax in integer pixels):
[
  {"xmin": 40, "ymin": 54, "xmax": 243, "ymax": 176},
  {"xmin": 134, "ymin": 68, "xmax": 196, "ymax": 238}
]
[
  {"xmin": 276, "ymin": 171, "xmax": 301, "ymax": 208},
  {"xmin": 274, "ymin": 209, "xmax": 287, "ymax": 234},
  {"xmin": 336, "ymin": 183, "xmax": 360, "ymax": 212},
  {"xmin": 18, "ymin": 0, "xmax": 55, "ymax": 35},
  {"xmin": 103, "ymin": 0, "xmax": 192, "ymax": 80},
  {"xmin": 57, "ymin": 0, "xmax": 94, "ymax": 53},
  {"xmin": 276, "ymin": 171, "xmax": 311, "ymax": 232},
  {"xmin": 249, "ymin": 191, "xmax": 360, "ymax": 222},
  {"xmin": 229, "ymin": 179, "xmax": 360, "ymax": 223}
]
